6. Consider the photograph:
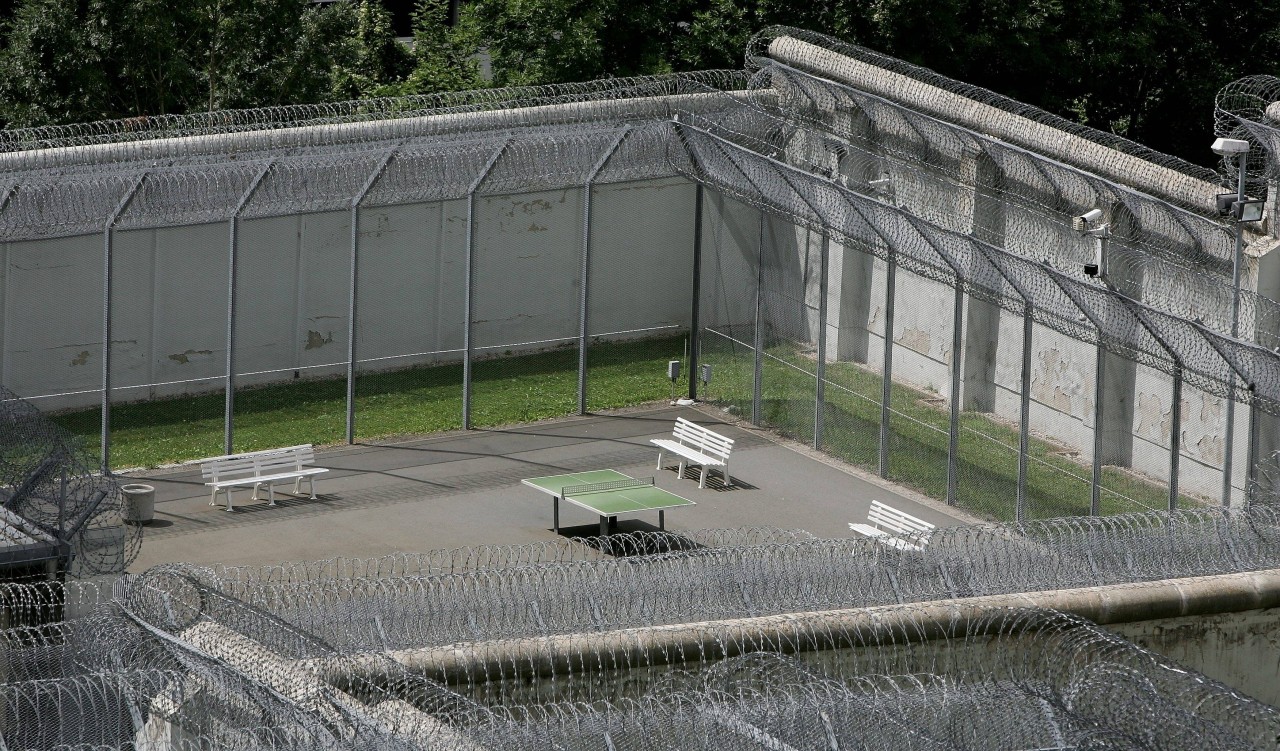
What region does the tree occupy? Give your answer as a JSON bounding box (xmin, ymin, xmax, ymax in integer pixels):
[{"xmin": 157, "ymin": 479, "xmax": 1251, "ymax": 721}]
[
  {"xmin": 398, "ymin": 0, "xmax": 486, "ymax": 96},
  {"xmin": 0, "ymin": 0, "xmax": 411, "ymax": 128}
]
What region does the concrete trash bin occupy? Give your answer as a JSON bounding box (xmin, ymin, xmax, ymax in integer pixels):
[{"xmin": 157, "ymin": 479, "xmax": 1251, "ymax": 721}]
[{"xmin": 121, "ymin": 483, "xmax": 155, "ymax": 524}]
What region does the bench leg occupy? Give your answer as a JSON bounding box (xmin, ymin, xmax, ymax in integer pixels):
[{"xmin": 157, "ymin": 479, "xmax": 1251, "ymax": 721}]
[
  {"xmin": 722, "ymin": 464, "xmax": 732, "ymax": 488},
  {"xmin": 677, "ymin": 459, "xmax": 687, "ymax": 480},
  {"xmin": 656, "ymin": 449, "xmax": 665, "ymax": 471},
  {"xmin": 209, "ymin": 488, "xmax": 219, "ymax": 507},
  {"xmin": 307, "ymin": 476, "xmax": 318, "ymax": 500},
  {"xmin": 698, "ymin": 465, "xmax": 708, "ymax": 489},
  {"xmin": 225, "ymin": 489, "xmax": 234, "ymax": 512},
  {"xmin": 266, "ymin": 484, "xmax": 276, "ymax": 507}
]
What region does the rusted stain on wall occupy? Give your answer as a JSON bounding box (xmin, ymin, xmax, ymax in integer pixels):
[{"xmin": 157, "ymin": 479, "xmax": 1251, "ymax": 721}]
[
  {"xmin": 70, "ymin": 350, "xmax": 90, "ymax": 366},
  {"xmin": 1032, "ymin": 348, "xmax": 1076, "ymax": 414},
  {"xmin": 168, "ymin": 349, "xmax": 213, "ymax": 365},
  {"xmin": 1135, "ymin": 391, "xmax": 1171, "ymax": 444},
  {"xmin": 305, "ymin": 331, "xmax": 334, "ymax": 350},
  {"xmin": 897, "ymin": 326, "xmax": 930, "ymax": 355}
]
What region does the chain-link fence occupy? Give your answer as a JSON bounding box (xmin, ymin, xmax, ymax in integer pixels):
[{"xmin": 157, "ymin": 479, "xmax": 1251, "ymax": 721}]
[{"xmin": 3, "ymin": 29, "xmax": 1280, "ymax": 520}]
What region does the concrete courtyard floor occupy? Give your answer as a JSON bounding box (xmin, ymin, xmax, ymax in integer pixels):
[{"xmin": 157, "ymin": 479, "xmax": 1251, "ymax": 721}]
[{"xmin": 122, "ymin": 403, "xmax": 982, "ymax": 571}]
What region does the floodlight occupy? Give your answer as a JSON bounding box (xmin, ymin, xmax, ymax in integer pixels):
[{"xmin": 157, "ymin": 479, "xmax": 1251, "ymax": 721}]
[
  {"xmin": 1211, "ymin": 137, "xmax": 1251, "ymax": 155},
  {"xmin": 1232, "ymin": 198, "xmax": 1265, "ymax": 222}
]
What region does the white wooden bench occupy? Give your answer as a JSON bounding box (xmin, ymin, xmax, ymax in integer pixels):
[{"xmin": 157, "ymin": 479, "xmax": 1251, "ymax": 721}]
[
  {"xmin": 849, "ymin": 500, "xmax": 935, "ymax": 552},
  {"xmin": 651, "ymin": 417, "xmax": 734, "ymax": 489},
  {"xmin": 200, "ymin": 445, "xmax": 328, "ymax": 512}
]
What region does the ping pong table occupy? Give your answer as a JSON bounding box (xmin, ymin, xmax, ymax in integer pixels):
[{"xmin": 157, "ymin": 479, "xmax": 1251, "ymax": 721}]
[{"xmin": 521, "ymin": 469, "xmax": 695, "ymax": 536}]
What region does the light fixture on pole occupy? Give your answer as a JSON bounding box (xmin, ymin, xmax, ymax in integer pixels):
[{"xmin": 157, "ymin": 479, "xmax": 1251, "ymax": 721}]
[
  {"xmin": 1209, "ymin": 136, "xmax": 1259, "ymax": 506},
  {"xmin": 1073, "ymin": 208, "xmax": 1111, "ymax": 279}
]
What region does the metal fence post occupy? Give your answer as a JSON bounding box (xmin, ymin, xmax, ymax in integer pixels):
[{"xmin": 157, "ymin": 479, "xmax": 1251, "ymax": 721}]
[
  {"xmin": 346, "ymin": 149, "xmax": 398, "ymax": 444},
  {"xmin": 878, "ymin": 254, "xmax": 896, "ymax": 478},
  {"xmin": 1016, "ymin": 311, "xmax": 1033, "ymax": 522},
  {"xmin": 578, "ymin": 128, "xmax": 629, "ymax": 415},
  {"xmin": 101, "ymin": 173, "xmax": 147, "ymax": 472},
  {"xmin": 1090, "ymin": 344, "xmax": 1106, "ymax": 516},
  {"xmin": 464, "ymin": 142, "xmax": 510, "ymax": 430},
  {"xmin": 815, "ymin": 234, "xmax": 829, "ymax": 450},
  {"xmin": 946, "ymin": 284, "xmax": 964, "ymax": 505},
  {"xmin": 752, "ymin": 213, "xmax": 765, "ymax": 426},
  {"xmin": 1169, "ymin": 368, "xmax": 1182, "ymax": 509},
  {"xmin": 225, "ymin": 165, "xmax": 271, "ymax": 454},
  {"xmin": 689, "ymin": 184, "xmax": 704, "ymax": 401}
]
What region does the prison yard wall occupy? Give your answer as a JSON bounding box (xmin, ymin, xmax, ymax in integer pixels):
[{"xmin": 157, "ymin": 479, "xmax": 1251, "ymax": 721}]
[{"xmin": 0, "ymin": 177, "xmax": 698, "ymax": 413}]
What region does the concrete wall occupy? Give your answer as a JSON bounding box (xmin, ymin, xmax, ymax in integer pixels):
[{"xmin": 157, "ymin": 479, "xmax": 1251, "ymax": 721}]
[
  {"xmin": 1106, "ymin": 607, "xmax": 1280, "ymax": 707},
  {"xmin": 1, "ymin": 177, "xmax": 698, "ymax": 412}
]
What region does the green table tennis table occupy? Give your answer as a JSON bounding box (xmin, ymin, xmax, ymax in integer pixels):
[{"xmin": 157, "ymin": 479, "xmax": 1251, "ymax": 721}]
[{"xmin": 521, "ymin": 469, "xmax": 696, "ymax": 536}]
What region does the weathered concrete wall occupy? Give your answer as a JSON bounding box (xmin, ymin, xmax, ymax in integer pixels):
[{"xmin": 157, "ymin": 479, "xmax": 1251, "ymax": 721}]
[
  {"xmin": 2, "ymin": 178, "xmax": 698, "ymax": 412},
  {"xmin": 1106, "ymin": 607, "xmax": 1280, "ymax": 707}
]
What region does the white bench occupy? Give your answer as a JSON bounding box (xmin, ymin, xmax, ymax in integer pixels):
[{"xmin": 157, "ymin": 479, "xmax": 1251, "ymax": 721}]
[
  {"xmin": 849, "ymin": 500, "xmax": 935, "ymax": 552},
  {"xmin": 651, "ymin": 417, "xmax": 734, "ymax": 489},
  {"xmin": 200, "ymin": 445, "xmax": 328, "ymax": 512}
]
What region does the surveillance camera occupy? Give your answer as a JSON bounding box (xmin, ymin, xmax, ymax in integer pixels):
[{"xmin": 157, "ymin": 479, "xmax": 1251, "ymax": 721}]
[
  {"xmin": 1211, "ymin": 137, "xmax": 1250, "ymax": 156},
  {"xmin": 1072, "ymin": 208, "xmax": 1103, "ymax": 232}
]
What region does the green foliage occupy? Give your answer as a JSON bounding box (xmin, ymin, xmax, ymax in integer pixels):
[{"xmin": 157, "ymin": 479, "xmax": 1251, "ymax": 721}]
[
  {"xmin": 0, "ymin": 0, "xmax": 409, "ymax": 127},
  {"xmin": 397, "ymin": 0, "xmax": 486, "ymax": 95}
]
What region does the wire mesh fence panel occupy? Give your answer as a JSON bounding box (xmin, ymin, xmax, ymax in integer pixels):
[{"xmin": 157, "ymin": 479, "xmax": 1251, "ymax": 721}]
[
  {"xmin": 1178, "ymin": 382, "xmax": 1233, "ymax": 506},
  {"xmin": 7, "ymin": 234, "xmax": 107, "ymax": 454},
  {"xmin": 755, "ymin": 217, "xmax": 820, "ymax": 443},
  {"xmin": 231, "ymin": 212, "xmax": 350, "ymax": 454},
  {"xmin": 108, "ymin": 225, "xmax": 229, "ymax": 468},
  {"xmin": 1102, "ymin": 360, "xmax": 1180, "ymax": 513},
  {"xmin": 695, "ymin": 194, "xmax": 760, "ymax": 419},
  {"xmin": 354, "ymin": 202, "xmax": 466, "ymax": 441},
  {"xmin": 818, "ymin": 243, "xmax": 885, "ymax": 473},
  {"xmin": 883, "ymin": 266, "xmax": 954, "ymax": 501},
  {"xmin": 469, "ymin": 189, "xmax": 583, "ymax": 427},
  {"xmin": 585, "ymin": 178, "xmax": 696, "ymax": 413}
]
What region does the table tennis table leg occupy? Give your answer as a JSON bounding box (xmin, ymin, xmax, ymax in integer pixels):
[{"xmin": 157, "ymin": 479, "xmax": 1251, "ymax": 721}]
[
  {"xmin": 659, "ymin": 509, "xmax": 665, "ymax": 530},
  {"xmin": 553, "ymin": 496, "xmax": 560, "ymax": 534},
  {"xmin": 600, "ymin": 515, "xmax": 609, "ymax": 537}
]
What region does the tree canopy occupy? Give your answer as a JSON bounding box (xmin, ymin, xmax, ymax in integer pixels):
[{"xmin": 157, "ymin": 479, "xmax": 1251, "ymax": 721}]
[{"xmin": 2, "ymin": 0, "xmax": 1278, "ymax": 165}]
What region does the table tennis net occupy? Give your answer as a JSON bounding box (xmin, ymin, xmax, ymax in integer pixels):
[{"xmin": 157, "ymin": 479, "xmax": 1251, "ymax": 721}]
[{"xmin": 562, "ymin": 477, "xmax": 655, "ymax": 496}]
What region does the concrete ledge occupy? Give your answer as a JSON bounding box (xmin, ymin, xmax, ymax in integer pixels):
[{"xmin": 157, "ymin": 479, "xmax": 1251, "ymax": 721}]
[{"xmin": 310, "ymin": 568, "xmax": 1280, "ymax": 685}]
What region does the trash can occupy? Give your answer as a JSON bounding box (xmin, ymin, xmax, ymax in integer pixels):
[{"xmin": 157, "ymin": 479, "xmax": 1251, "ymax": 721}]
[{"xmin": 121, "ymin": 483, "xmax": 155, "ymax": 525}]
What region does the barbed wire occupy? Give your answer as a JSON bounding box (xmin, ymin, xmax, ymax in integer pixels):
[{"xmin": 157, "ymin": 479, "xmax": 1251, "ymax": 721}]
[
  {"xmin": 0, "ymin": 387, "xmax": 140, "ymax": 577},
  {"xmin": 2, "ymin": 538, "xmax": 1277, "ymax": 748}
]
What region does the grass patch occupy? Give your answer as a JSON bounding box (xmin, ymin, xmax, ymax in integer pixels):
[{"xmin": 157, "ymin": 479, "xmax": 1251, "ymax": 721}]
[
  {"xmin": 698, "ymin": 334, "xmax": 1201, "ymax": 523},
  {"xmin": 52, "ymin": 336, "xmax": 690, "ymax": 470}
]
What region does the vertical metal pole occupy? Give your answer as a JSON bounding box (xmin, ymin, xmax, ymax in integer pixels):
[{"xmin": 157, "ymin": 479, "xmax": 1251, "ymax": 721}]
[
  {"xmin": 1222, "ymin": 152, "xmax": 1247, "ymax": 506},
  {"xmin": 815, "ymin": 234, "xmax": 830, "ymax": 450},
  {"xmin": 1246, "ymin": 389, "xmax": 1260, "ymax": 504},
  {"xmin": 101, "ymin": 226, "xmax": 114, "ymax": 471},
  {"xmin": 224, "ymin": 164, "xmax": 270, "ymax": 455},
  {"xmin": 1169, "ymin": 368, "xmax": 1182, "ymax": 510},
  {"xmin": 688, "ymin": 185, "xmax": 704, "ymax": 401},
  {"xmin": 100, "ymin": 174, "xmax": 146, "ymax": 472},
  {"xmin": 1090, "ymin": 343, "xmax": 1106, "ymax": 516},
  {"xmin": 751, "ymin": 214, "xmax": 765, "ymax": 426},
  {"xmin": 225, "ymin": 215, "xmax": 239, "ymax": 455},
  {"xmin": 878, "ymin": 255, "xmax": 896, "ymax": 478},
  {"xmin": 463, "ymin": 192, "xmax": 475, "ymax": 430},
  {"xmin": 1016, "ymin": 311, "xmax": 1033, "ymax": 523},
  {"xmin": 946, "ymin": 285, "xmax": 964, "ymax": 505},
  {"xmin": 345, "ymin": 204, "xmax": 359, "ymax": 443},
  {"xmin": 577, "ymin": 181, "xmax": 592, "ymax": 415}
]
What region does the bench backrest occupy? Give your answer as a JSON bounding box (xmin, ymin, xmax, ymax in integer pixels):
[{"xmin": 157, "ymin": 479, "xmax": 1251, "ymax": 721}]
[
  {"xmin": 672, "ymin": 417, "xmax": 734, "ymax": 460},
  {"xmin": 867, "ymin": 500, "xmax": 934, "ymax": 538},
  {"xmin": 201, "ymin": 445, "xmax": 316, "ymax": 482}
]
